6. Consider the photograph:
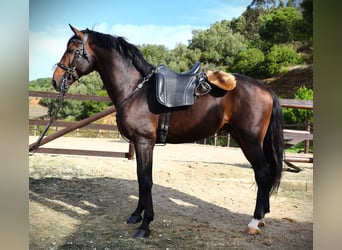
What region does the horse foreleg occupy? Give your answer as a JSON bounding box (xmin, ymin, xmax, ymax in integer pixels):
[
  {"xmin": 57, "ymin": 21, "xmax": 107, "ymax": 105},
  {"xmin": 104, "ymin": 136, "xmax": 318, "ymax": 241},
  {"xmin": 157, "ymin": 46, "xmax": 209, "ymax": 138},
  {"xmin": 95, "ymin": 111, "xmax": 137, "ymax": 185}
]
[{"xmin": 126, "ymin": 140, "xmax": 154, "ymax": 238}]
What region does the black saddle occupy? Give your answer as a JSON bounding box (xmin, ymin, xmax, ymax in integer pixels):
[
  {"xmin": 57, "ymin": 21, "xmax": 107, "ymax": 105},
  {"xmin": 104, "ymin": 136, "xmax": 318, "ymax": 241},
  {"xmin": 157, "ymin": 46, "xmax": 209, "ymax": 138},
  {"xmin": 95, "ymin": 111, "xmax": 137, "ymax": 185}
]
[{"xmin": 155, "ymin": 62, "xmax": 207, "ymax": 107}]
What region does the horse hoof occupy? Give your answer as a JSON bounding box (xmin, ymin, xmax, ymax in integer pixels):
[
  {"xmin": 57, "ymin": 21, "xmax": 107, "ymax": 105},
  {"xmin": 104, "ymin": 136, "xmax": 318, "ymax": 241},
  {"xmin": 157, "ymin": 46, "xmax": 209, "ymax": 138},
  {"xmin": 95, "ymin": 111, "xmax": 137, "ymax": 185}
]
[
  {"xmin": 126, "ymin": 215, "xmax": 142, "ymax": 224},
  {"xmin": 245, "ymin": 226, "xmax": 260, "ymax": 235},
  {"xmin": 258, "ymin": 220, "xmax": 265, "ymax": 227},
  {"xmin": 134, "ymin": 229, "xmax": 150, "ymax": 238}
]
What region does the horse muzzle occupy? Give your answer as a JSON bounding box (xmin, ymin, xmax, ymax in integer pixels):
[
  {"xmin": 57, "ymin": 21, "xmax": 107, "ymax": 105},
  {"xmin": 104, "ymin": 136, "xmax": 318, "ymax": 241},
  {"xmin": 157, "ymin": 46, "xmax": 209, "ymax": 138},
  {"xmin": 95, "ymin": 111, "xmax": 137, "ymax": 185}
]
[
  {"xmin": 52, "ymin": 76, "xmax": 71, "ymax": 94},
  {"xmin": 52, "ymin": 79, "xmax": 59, "ymax": 91}
]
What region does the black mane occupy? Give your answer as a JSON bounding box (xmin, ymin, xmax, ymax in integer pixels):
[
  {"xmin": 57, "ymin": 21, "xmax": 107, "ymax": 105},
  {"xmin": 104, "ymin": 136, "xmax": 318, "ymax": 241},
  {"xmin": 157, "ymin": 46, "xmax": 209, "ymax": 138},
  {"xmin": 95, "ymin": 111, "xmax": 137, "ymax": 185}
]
[{"xmin": 87, "ymin": 30, "xmax": 153, "ymax": 76}]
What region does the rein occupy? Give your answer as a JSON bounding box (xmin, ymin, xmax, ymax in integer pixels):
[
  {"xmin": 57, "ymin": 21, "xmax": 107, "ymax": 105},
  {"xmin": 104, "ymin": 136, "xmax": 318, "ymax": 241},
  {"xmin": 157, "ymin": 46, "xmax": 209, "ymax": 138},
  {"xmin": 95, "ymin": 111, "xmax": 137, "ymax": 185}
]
[
  {"xmin": 29, "ymin": 90, "xmax": 67, "ymax": 153},
  {"xmin": 29, "ymin": 33, "xmax": 89, "ymax": 153},
  {"xmin": 116, "ymin": 69, "xmax": 155, "ymax": 110}
]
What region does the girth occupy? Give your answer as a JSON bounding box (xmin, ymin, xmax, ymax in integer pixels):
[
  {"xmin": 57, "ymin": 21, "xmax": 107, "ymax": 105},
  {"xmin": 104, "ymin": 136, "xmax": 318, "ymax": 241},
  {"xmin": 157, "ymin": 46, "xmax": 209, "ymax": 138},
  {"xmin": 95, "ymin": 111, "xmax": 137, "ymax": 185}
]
[{"xmin": 157, "ymin": 109, "xmax": 171, "ymax": 144}]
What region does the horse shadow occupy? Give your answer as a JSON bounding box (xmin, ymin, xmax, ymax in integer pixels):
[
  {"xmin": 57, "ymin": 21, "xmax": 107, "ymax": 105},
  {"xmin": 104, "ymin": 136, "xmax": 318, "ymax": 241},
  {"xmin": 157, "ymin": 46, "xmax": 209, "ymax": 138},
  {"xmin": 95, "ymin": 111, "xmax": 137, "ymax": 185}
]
[{"xmin": 29, "ymin": 176, "xmax": 312, "ymax": 249}]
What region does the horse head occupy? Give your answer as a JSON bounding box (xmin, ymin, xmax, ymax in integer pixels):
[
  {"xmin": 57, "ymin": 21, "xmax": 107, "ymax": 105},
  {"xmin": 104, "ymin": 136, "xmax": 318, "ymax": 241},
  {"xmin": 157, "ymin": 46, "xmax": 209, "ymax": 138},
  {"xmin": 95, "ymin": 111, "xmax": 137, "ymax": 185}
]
[{"xmin": 52, "ymin": 25, "xmax": 94, "ymax": 93}]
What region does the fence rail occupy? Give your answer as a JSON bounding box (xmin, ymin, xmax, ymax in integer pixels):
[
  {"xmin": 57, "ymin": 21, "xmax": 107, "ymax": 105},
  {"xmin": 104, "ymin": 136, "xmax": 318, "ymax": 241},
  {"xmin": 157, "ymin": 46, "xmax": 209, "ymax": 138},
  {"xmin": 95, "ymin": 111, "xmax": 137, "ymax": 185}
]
[
  {"xmin": 279, "ymin": 99, "xmax": 313, "ymax": 109},
  {"xmin": 29, "ymin": 91, "xmax": 313, "ymax": 169},
  {"xmin": 29, "ymin": 91, "xmax": 135, "ymax": 159}
]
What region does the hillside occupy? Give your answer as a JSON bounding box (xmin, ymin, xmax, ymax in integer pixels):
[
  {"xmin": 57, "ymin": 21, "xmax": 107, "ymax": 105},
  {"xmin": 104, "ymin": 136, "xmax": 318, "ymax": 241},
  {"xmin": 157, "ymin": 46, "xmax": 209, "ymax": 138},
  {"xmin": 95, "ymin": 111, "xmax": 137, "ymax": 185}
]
[{"xmin": 263, "ymin": 65, "xmax": 313, "ymax": 98}]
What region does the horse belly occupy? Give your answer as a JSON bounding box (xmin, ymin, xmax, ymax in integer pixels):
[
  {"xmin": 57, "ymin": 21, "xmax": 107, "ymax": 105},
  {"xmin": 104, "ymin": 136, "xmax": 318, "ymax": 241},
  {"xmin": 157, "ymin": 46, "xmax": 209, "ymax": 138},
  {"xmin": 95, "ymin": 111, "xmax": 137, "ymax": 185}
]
[{"xmin": 166, "ymin": 107, "xmax": 225, "ymax": 143}]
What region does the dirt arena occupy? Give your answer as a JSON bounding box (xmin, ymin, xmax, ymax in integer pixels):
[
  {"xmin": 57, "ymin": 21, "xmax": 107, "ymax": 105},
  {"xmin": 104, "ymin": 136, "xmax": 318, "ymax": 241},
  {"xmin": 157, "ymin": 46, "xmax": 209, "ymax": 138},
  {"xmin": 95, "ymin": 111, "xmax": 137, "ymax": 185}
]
[{"xmin": 29, "ymin": 137, "xmax": 313, "ymax": 249}]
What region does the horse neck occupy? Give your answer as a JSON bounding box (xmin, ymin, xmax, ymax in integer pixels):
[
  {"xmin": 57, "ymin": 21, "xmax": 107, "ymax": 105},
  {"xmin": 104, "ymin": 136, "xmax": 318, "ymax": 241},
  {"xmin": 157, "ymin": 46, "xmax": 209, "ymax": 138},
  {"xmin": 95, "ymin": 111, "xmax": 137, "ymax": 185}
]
[{"xmin": 93, "ymin": 47, "xmax": 142, "ymax": 108}]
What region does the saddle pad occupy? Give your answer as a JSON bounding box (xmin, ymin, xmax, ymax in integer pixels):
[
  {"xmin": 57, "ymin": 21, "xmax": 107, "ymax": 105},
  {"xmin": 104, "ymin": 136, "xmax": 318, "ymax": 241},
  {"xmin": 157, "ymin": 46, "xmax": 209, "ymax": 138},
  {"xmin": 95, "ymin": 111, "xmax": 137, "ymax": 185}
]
[{"xmin": 155, "ymin": 65, "xmax": 199, "ymax": 107}]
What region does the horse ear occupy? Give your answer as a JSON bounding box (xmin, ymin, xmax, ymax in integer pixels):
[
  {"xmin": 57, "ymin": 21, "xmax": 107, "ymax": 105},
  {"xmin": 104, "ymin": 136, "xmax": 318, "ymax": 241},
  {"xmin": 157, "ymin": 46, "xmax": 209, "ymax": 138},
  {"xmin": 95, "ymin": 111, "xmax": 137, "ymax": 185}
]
[{"xmin": 69, "ymin": 24, "xmax": 83, "ymax": 38}]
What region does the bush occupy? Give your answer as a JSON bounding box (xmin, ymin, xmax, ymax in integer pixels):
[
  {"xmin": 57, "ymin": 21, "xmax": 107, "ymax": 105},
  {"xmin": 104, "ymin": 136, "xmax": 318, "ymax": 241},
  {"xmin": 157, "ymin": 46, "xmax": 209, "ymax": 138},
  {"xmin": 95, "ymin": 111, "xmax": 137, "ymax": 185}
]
[
  {"xmin": 230, "ymin": 48, "xmax": 265, "ymax": 77},
  {"xmin": 283, "ymin": 86, "xmax": 313, "ymax": 127},
  {"xmin": 261, "ymin": 45, "xmax": 303, "ymax": 77}
]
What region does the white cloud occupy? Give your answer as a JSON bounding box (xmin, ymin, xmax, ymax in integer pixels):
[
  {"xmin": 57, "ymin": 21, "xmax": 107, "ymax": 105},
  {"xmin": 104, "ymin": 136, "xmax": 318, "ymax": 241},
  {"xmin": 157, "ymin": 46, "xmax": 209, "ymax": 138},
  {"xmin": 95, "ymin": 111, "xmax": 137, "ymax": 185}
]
[
  {"xmin": 29, "ymin": 23, "xmax": 207, "ymax": 80},
  {"xmin": 107, "ymin": 23, "xmax": 206, "ymax": 48}
]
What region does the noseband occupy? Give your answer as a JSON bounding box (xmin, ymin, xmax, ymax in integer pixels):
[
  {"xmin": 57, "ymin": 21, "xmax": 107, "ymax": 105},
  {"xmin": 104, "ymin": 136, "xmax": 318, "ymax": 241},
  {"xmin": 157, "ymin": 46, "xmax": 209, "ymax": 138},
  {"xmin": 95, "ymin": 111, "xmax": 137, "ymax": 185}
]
[{"xmin": 56, "ymin": 32, "xmax": 89, "ymax": 94}]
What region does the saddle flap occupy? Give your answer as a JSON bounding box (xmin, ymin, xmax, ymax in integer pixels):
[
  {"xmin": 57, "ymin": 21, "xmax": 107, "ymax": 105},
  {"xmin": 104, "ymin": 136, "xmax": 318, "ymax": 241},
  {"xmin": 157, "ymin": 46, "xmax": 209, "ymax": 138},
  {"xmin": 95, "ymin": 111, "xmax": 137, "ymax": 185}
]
[{"xmin": 156, "ymin": 63, "xmax": 202, "ymax": 107}]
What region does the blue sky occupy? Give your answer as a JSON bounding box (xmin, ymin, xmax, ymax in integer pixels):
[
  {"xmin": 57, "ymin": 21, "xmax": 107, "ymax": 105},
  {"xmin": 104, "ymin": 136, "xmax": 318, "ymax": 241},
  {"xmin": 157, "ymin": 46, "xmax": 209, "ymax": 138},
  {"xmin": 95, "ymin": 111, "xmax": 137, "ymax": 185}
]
[{"xmin": 29, "ymin": 0, "xmax": 251, "ymax": 80}]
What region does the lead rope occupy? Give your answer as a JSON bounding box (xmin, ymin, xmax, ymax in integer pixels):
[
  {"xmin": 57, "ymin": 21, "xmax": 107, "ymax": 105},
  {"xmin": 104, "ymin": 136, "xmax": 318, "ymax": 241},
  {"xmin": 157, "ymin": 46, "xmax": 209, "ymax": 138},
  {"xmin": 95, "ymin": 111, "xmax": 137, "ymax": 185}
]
[{"xmin": 29, "ymin": 90, "xmax": 67, "ymax": 153}]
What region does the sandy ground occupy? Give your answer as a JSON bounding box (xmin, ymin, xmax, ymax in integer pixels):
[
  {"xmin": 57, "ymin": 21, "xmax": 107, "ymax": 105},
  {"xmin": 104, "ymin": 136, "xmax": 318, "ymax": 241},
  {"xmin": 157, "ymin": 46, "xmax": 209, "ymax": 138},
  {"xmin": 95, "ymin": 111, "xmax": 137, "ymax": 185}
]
[{"xmin": 29, "ymin": 136, "xmax": 313, "ymax": 249}]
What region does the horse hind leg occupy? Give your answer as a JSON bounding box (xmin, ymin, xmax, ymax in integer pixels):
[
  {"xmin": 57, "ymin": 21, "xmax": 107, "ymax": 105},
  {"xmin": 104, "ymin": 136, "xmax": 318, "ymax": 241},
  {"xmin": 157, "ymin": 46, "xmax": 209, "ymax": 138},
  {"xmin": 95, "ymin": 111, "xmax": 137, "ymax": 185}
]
[
  {"xmin": 231, "ymin": 132, "xmax": 274, "ymax": 235},
  {"xmin": 244, "ymin": 146, "xmax": 273, "ymax": 234},
  {"xmin": 245, "ymin": 145, "xmax": 274, "ymax": 234}
]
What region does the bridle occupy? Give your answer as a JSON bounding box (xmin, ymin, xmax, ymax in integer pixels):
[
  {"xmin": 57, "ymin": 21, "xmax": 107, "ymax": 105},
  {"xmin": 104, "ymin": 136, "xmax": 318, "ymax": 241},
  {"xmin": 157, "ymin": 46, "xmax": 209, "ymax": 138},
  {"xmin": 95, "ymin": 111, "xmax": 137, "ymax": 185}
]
[{"xmin": 56, "ymin": 32, "xmax": 89, "ymax": 94}]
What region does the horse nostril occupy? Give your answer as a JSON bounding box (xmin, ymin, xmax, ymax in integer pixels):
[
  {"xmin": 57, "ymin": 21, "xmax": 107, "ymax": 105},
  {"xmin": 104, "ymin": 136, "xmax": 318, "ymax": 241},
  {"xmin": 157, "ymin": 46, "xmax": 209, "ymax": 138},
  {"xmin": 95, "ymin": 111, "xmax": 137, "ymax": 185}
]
[{"xmin": 52, "ymin": 79, "xmax": 58, "ymax": 90}]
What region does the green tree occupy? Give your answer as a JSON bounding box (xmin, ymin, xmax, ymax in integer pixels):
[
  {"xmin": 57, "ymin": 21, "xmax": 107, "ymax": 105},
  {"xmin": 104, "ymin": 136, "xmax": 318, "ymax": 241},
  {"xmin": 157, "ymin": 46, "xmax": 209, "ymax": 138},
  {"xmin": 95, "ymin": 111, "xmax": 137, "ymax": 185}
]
[
  {"xmin": 247, "ymin": 0, "xmax": 299, "ymax": 9},
  {"xmin": 190, "ymin": 20, "xmax": 247, "ymax": 66},
  {"xmin": 286, "ymin": 0, "xmax": 295, "ymax": 7},
  {"xmin": 37, "ymin": 72, "xmax": 110, "ymax": 121},
  {"xmin": 230, "ymin": 16, "xmax": 246, "ymax": 35},
  {"xmin": 259, "ymin": 7, "xmax": 303, "ymax": 44},
  {"xmin": 261, "ymin": 44, "xmax": 303, "ymax": 76},
  {"xmin": 167, "ymin": 44, "xmax": 201, "ymax": 72},
  {"xmin": 297, "ymin": 0, "xmax": 313, "ymax": 44},
  {"xmin": 236, "ymin": 6, "xmax": 266, "ymax": 48},
  {"xmin": 230, "ymin": 48, "xmax": 265, "ymax": 77},
  {"xmin": 248, "ymin": 0, "xmax": 277, "ymax": 9},
  {"xmin": 139, "ymin": 44, "xmax": 169, "ymax": 66},
  {"xmin": 29, "ymin": 77, "xmax": 54, "ymax": 92}
]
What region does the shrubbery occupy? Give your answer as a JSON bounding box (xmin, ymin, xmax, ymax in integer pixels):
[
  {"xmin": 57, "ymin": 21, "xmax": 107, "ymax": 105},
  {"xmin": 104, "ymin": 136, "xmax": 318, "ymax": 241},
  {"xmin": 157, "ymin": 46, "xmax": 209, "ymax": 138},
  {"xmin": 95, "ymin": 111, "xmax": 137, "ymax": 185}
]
[
  {"xmin": 230, "ymin": 48, "xmax": 265, "ymax": 77},
  {"xmin": 283, "ymin": 86, "xmax": 313, "ymax": 127},
  {"xmin": 261, "ymin": 45, "xmax": 303, "ymax": 77},
  {"xmin": 231, "ymin": 45, "xmax": 303, "ymax": 78}
]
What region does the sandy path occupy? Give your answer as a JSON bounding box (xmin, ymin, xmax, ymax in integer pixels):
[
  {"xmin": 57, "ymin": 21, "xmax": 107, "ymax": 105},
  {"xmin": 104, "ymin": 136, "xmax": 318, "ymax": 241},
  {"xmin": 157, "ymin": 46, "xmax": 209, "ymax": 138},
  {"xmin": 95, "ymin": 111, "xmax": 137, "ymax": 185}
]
[{"xmin": 29, "ymin": 136, "xmax": 313, "ymax": 249}]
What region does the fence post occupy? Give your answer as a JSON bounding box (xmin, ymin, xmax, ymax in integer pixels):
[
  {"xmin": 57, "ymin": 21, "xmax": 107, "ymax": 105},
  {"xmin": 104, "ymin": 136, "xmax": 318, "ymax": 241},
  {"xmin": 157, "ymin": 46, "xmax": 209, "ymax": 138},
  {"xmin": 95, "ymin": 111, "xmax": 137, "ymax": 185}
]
[
  {"xmin": 33, "ymin": 125, "xmax": 37, "ymax": 136},
  {"xmin": 305, "ymin": 121, "xmax": 311, "ymax": 153},
  {"xmin": 227, "ymin": 133, "xmax": 230, "ymax": 147},
  {"xmin": 128, "ymin": 142, "xmax": 135, "ymax": 160}
]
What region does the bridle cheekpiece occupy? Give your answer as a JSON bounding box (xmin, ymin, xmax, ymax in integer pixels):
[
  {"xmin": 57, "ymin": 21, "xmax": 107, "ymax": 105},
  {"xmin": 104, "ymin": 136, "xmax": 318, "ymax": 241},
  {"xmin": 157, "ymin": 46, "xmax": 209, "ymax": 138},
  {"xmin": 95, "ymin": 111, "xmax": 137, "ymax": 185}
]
[{"xmin": 56, "ymin": 32, "xmax": 89, "ymax": 94}]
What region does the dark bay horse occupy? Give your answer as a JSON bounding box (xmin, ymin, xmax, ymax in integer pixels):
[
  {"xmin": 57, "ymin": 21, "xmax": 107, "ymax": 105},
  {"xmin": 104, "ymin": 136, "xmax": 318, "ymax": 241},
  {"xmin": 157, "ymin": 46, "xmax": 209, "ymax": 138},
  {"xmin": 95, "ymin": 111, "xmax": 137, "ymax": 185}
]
[{"xmin": 52, "ymin": 25, "xmax": 284, "ymax": 238}]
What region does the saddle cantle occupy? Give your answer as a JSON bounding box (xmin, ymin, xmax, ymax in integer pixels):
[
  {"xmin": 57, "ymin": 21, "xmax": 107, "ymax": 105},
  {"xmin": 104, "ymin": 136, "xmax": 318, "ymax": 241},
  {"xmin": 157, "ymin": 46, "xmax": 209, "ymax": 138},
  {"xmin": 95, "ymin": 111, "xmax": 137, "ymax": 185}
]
[
  {"xmin": 155, "ymin": 62, "xmax": 206, "ymax": 107},
  {"xmin": 206, "ymin": 70, "xmax": 237, "ymax": 91}
]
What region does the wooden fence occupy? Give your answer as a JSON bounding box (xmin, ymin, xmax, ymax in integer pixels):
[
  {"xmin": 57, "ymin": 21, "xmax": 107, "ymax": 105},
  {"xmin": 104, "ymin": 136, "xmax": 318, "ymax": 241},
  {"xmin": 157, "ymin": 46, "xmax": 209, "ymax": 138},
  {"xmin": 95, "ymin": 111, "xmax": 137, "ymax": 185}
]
[
  {"xmin": 29, "ymin": 91, "xmax": 134, "ymax": 159},
  {"xmin": 29, "ymin": 91, "xmax": 313, "ymax": 169}
]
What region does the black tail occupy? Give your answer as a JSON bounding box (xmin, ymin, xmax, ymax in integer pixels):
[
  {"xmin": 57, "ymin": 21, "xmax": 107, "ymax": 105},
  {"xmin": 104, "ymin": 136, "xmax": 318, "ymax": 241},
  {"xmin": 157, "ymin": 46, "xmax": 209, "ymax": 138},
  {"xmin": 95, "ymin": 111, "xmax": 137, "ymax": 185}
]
[{"xmin": 264, "ymin": 90, "xmax": 284, "ymax": 194}]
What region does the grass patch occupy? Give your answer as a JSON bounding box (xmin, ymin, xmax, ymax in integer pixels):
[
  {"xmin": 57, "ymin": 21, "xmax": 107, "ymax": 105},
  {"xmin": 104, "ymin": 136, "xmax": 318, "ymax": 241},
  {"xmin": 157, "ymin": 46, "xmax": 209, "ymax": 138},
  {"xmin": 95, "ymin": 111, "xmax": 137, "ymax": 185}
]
[{"xmin": 285, "ymin": 140, "xmax": 313, "ymax": 153}]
